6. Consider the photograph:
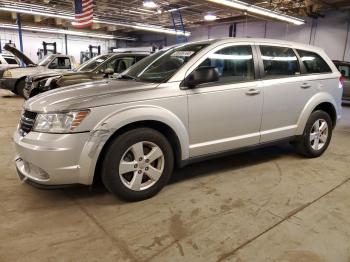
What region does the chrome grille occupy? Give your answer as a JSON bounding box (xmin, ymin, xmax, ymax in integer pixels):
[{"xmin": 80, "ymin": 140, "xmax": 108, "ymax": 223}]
[{"xmin": 19, "ymin": 110, "xmax": 37, "ymax": 136}]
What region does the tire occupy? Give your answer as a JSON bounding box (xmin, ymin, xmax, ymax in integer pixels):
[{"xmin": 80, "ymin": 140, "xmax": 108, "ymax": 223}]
[
  {"xmin": 295, "ymin": 110, "xmax": 332, "ymax": 158},
  {"xmin": 101, "ymin": 128, "xmax": 174, "ymax": 201},
  {"xmin": 15, "ymin": 79, "xmax": 25, "ymax": 97}
]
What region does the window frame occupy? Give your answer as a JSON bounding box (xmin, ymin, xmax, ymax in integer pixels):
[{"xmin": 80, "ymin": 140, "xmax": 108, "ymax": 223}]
[
  {"xmin": 182, "ymin": 43, "xmax": 260, "ymax": 89},
  {"xmin": 48, "ymin": 57, "xmax": 72, "ymax": 70},
  {"xmin": 295, "ymin": 49, "xmax": 333, "ymax": 76},
  {"xmin": 3, "ymin": 57, "xmax": 18, "ymax": 65},
  {"xmin": 95, "ymin": 55, "xmax": 137, "ymax": 74},
  {"xmin": 256, "ymin": 45, "xmax": 302, "ymax": 80}
]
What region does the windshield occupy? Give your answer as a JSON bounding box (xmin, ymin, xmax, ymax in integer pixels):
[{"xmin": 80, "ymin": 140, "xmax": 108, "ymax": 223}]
[
  {"xmin": 38, "ymin": 55, "xmax": 54, "ymax": 66},
  {"xmin": 77, "ymin": 54, "xmax": 111, "ymax": 72},
  {"xmin": 124, "ymin": 43, "xmax": 209, "ymax": 83}
]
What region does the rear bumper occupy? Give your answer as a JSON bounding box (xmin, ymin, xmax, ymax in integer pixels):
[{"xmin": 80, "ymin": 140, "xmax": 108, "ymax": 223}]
[{"xmin": 0, "ymin": 78, "xmax": 17, "ymax": 92}]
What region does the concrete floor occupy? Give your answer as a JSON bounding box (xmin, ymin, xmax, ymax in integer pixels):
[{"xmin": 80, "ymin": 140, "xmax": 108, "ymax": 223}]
[{"xmin": 1, "ymin": 89, "xmax": 350, "ymax": 262}]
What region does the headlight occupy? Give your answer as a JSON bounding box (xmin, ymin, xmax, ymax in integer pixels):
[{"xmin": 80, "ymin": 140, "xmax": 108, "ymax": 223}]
[
  {"xmin": 3, "ymin": 70, "xmax": 12, "ymax": 78},
  {"xmin": 33, "ymin": 110, "xmax": 90, "ymax": 133}
]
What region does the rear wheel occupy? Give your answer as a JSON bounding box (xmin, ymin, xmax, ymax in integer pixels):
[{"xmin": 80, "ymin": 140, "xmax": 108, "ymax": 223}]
[
  {"xmin": 101, "ymin": 128, "xmax": 174, "ymax": 201},
  {"xmin": 295, "ymin": 110, "xmax": 332, "ymax": 158},
  {"xmin": 15, "ymin": 79, "xmax": 25, "ymax": 97}
]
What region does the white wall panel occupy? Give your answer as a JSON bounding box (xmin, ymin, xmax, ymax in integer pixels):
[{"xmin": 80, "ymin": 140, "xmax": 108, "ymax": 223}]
[
  {"xmin": 0, "ymin": 29, "xmax": 111, "ymax": 64},
  {"xmin": 209, "ymin": 24, "xmax": 229, "ymax": 39},
  {"xmin": 188, "ymin": 11, "xmax": 350, "ymax": 60},
  {"xmin": 189, "ymin": 25, "xmax": 209, "ymax": 41},
  {"xmin": 314, "ymin": 12, "xmax": 349, "ymax": 60}
]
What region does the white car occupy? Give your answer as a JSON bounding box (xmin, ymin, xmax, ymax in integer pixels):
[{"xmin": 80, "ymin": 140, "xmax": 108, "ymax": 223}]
[
  {"xmin": 0, "ymin": 44, "xmax": 76, "ymax": 96},
  {"xmin": 0, "ymin": 53, "xmax": 20, "ymax": 69}
]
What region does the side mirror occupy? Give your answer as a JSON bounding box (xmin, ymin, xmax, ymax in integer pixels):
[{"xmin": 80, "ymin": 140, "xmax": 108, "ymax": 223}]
[
  {"xmin": 104, "ymin": 68, "xmax": 114, "ymax": 75},
  {"xmin": 183, "ymin": 66, "xmax": 219, "ymax": 88}
]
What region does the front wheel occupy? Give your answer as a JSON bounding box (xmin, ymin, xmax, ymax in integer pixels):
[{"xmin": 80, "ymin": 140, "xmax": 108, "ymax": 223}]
[
  {"xmin": 101, "ymin": 128, "xmax": 174, "ymax": 201},
  {"xmin": 295, "ymin": 110, "xmax": 332, "ymax": 158}
]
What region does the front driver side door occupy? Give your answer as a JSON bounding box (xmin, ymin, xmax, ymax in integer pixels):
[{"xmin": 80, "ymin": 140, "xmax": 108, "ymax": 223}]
[{"xmin": 186, "ymin": 44, "xmax": 263, "ymax": 157}]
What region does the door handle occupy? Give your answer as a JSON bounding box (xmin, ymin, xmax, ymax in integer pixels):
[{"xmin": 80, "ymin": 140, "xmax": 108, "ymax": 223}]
[
  {"xmin": 301, "ymin": 83, "xmax": 311, "ymax": 89},
  {"xmin": 245, "ymin": 88, "xmax": 261, "ymax": 96}
]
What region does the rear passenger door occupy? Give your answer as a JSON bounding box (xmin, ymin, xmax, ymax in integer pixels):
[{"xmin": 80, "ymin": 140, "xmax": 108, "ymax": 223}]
[{"xmin": 258, "ymin": 45, "xmax": 318, "ymax": 143}]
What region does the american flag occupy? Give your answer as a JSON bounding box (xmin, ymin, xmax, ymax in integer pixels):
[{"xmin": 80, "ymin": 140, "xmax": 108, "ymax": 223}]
[{"xmin": 72, "ymin": 0, "xmax": 93, "ymax": 29}]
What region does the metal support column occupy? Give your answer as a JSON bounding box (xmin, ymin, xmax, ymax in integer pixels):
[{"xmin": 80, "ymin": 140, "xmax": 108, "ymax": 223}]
[
  {"xmin": 65, "ymin": 34, "xmax": 68, "ymax": 55},
  {"xmin": 16, "ymin": 13, "xmax": 24, "ymax": 66},
  {"xmin": 16, "ymin": 13, "xmax": 23, "ymax": 53}
]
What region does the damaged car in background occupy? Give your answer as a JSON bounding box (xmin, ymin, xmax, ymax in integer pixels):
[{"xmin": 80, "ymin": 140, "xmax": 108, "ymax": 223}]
[
  {"xmin": 23, "ymin": 52, "xmax": 148, "ymax": 99},
  {"xmin": 0, "ymin": 44, "xmax": 76, "ymax": 96}
]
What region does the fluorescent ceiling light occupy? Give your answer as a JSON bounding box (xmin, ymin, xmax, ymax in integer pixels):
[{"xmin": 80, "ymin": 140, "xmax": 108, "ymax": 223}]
[
  {"xmin": 143, "ymin": 1, "xmax": 158, "ymax": 9},
  {"xmin": 132, "ymin": 24, "xmax": 191, "ymax": 36},
  {"xmin": 207, "ymin": 0, "xmax": 305, "ymax": 25},
  {"xmin": 0, "ymin": 5, "xmax": 191, "ymax": 36},
  {"xmin": 94, "ymin": 18, "xmax": 191, "ymax": 36},
  {"xmin": 204, "ymin": 14, "xmax": 217, "ymax": 21},
  {"xmin": 0, "ymin": 23, "xmax": 136, "ymax": 40}
]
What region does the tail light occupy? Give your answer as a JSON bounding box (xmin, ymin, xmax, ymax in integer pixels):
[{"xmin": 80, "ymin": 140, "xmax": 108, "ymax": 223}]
[{"xmin": 339, "ymin": 75, "xmax": 345, "ymax": 88}]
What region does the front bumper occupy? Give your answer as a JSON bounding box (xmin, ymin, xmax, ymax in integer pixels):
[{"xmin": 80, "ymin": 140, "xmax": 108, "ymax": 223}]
[
  {"xmin": 15, "ymin": 160, "xmax": 75, "ymax": 189},
  {"xmin": 0, "ymin": 78, "xmax": 17, "ymax": 92},
  {"xmin": 13, "ymin": 131, "xmax": 92, "ymax": 186}
]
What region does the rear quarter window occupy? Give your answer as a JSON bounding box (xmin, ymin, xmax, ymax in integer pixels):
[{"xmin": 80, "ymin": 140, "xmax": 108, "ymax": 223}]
[{"xmin": 297, "ymin": 49, "xmax": 332, "ymax": 74}]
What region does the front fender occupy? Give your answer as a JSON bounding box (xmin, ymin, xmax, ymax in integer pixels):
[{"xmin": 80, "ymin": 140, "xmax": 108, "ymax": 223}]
[
  {"xmin": 78, "ymin": 105, "xmax": 189, "ymax": 185},
  {"xmin": 296, "ymin": 92, "xmax": 339, "ymax": 135}
]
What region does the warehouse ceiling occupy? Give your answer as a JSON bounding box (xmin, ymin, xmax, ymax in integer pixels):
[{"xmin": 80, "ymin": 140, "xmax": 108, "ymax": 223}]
[{"xmin": 0, "ymin": 0, "xmax": 350, "ymax": 36}]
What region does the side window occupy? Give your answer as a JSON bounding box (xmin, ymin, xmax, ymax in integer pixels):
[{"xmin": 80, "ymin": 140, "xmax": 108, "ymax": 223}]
[
  {"xmin": 105, "ymin": 57, "xmax": 135, "ymax": 73},
  {"xmin": 338, "ymin": 65, "xmax": 350, "ymax": 78},
  {"xmin": 297, "ymin": 49, "xmax": 332, "ymax": 74},
  {"xmin": 197, "ymin": 45, "xmax": 255, "ymax": 85},
  {"xmin": 4, "ymin": 57, "xmax": 18, "ymax": 65},
  {"xmin": 49, "ymin": 57, "xmax": 71, "ymax": 69},
  {"xmin": 260, "ymin": 46, "xmax": 300, "ymax": 78}
]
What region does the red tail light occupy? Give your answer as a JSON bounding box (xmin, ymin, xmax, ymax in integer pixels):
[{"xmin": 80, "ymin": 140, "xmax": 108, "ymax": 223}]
[{"xmin": 340, "ymin": 75, "xmax": 345, "ymax": 88}]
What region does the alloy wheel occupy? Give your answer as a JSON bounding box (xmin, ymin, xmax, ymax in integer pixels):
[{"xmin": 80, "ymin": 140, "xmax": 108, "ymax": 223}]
[
  {"xmin": 310, "ymin": 119, "xmax": 329, "ymax": 151},
  {"xmin": 119, "ymin": 141, "xmax": 165, "ymax": 191}
]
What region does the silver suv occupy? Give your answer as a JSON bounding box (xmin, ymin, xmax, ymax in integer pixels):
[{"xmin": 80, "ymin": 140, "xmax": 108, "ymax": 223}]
[{"xmin": 14, "ymin": 38, "xmax": 343, "ymax": 201}]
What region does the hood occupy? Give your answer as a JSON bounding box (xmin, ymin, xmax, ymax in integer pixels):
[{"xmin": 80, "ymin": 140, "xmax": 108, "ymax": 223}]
[
  {"xmin": 25, "ymin": 79, "xmax": 159, "ymax": 112},
  {"xmin": 5, "ymin": 66, "xmax": 44, "ymax": 78},
  {"xmin": 30, "ymin": 71, "xmax": 89, "ymax": 82},
  {"xmin": 4, "ymin": 44, "xmax": 35, "ymax": 66}
]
